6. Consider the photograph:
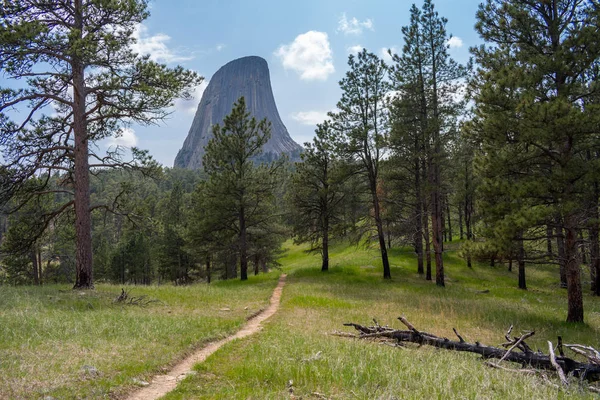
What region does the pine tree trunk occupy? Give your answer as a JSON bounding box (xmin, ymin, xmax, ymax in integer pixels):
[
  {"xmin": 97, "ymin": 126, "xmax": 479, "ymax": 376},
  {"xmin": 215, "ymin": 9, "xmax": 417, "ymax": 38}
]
[
  {"xmin": 72, "ymin": 55, "xmax": 93, "ymax": 289},
  {"xmin": 547, "ymin": 224, "xmax": 553, "ymax": 256},
  {"xmin": 429, "ymin": 21, "xmax": 444, "ymax": 288},
  {"xmin": 239, "ymin": 206, "xmax": 248, "ymax": 281},
  {"xmin": 415, "ymin": 154, "xmax": 424, "ymax": 274},
  {"xmin": 412, "ymin": 155, "xmax": 424, "ymax": 274},
  {"xmin": 565, "ymin": 216, "xmax": 584, "ymax": 322},
  {"xmin": 458, "ymin": 204, "xmax": 464, "ymax": 240},
  {"xmin": 590, "ymin": 194, "xmax": 600, "ymax": 296},
  {"xmin": 206, "ymin": 256, "xmax": 211, "ymax": 284},
  {"xmin": 415, "ymin": 210, "xmax": 424, "ymax": 274},
  {"xmin": 37, "ymin": 249, "xmax": 42, "ymax": 285},
  {"xmin": 322, "ymin": 214, "xmax": 329, "ymax": 272},
  {"xmin": 446, "ymin": 198, "xmax": 452, "ymax": 242},
  {"xmin": 518, "ymin": 237, "xmax": 526, "ymax": 290},
  {"xmin": 589, "ymin": 153, "xmax": 600, "ymax": 295},
  {"xmin": 422, "ymin": 159, "xmax": 432, "ymax": 280},
  {"xmin": 431, "ymin": 164, "xmax": 444, "ymax": 287},
  {"xmin": 71, "ymin": 1, "xmax": 93, "ymax": 289},
  {"xmin": 370, "ymin": 178, "xmax": 391, "ymax": 279},
  {"xmin": 556, "ymin": 221, "xmax": 567, "ymax": 288},
  {"xmin": 424, "ymin": 202, "xmax": 432, "ymax": 280},
  {"xmin": 31, "ymin": 250, "xmax": 39, "ymax": 286},
  {"xmin": 508, "ymin": 257, "xmax": 513, "ymax": 272},
  {"xmin": 464, "ymin": 160, "xmax": 473, "ymax": 269}
]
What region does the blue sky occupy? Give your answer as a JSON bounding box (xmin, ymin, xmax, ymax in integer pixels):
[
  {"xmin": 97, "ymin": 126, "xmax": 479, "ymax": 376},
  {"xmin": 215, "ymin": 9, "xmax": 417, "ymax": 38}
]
[{"xmin": 101, "ymin": 0, "xmax": 483, "ymax": 166}]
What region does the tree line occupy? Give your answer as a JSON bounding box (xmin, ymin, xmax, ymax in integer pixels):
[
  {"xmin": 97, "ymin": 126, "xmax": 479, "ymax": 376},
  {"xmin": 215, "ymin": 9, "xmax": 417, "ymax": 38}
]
[{"xmin": 2, "ymin": 0, "xmax": 600, "ymax": 324}]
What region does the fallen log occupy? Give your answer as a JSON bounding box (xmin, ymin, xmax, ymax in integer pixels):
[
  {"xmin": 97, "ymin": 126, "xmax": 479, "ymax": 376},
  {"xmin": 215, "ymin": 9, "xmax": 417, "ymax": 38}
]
[{"xmin": 338, "ymin": 317, "xmax": 600, "ymax": 383}]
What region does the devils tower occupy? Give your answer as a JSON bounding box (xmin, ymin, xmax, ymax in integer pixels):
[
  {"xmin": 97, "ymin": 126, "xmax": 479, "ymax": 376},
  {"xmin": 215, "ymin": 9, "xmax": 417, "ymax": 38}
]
[{"xmin": 174, "ymin": 56, "xmax": 302, "ymax": 169}]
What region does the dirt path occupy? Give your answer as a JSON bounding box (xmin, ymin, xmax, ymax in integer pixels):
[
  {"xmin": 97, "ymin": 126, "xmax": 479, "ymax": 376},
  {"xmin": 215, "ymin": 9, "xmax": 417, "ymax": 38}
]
[{"xmin": 125, "ymin": 274, "xmax": 287, "ymax": 400}]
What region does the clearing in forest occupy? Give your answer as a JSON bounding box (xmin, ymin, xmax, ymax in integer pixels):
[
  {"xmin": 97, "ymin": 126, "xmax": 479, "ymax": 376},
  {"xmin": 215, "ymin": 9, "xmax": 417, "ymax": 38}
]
[{"xmin": 165, "ymin": 242, "xmax": 600, "ymax": 399}]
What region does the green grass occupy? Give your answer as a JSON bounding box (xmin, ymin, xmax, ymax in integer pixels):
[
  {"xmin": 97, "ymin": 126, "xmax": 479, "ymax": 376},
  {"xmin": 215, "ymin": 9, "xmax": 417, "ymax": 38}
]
[
  {"xmin": 0, "ymin": 272, "xmax": 280, "ymax": 399},
  {"xmin": 165, "ymin": 241, "xmax": 600, "ymax": 399}
]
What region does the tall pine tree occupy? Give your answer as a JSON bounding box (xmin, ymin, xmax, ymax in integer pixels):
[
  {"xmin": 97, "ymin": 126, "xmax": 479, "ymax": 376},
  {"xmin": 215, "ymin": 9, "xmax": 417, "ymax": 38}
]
[
  {"xmin": 0, "ymin": 0, "xmax": 201, "ymax": 288},
  {"xmin": 389, "ymin": 0, "xmax": 468, "ymax": 285},
  {"xmin": 288, "ymin": 121, "xmax": 348, "ymax": 272},
  {"xmin": 202, "ymin": 97, "xmax": 283, "ymax": 281},
  {"xmin": 330, "ymin": 49, "xmax": 392, "ymax": 279},
  {"xmin": 471, "ymin": 0, "xmax": 600, "ymax": 322}
]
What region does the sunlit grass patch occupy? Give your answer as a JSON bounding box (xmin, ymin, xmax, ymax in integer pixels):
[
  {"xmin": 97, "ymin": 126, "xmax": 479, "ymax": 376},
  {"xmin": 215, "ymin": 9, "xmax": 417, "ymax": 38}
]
[
  {"xmin": 0, "ymin": 272, "xmax": 280, "ymax": 399},
  {"xmin": 166, "ymin": 242, "xmax": 600, "ymax": 399}
]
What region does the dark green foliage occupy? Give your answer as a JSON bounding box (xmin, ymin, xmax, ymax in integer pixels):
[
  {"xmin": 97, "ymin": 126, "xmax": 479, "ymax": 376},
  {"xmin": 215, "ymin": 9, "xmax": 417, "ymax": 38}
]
[
  {"xmin": 388, "ymin": 0, "xmax": 469, "ymax": 286},
  {"xmin": 0, "ymin": 0, "xmax": 202, "ymax": 288},
  {"xmin": 188, "ymin": 97, "xmax": 285, "ymax": 281},
  {"xmin": 0, "ymin": 167, "xmax": 207, "ymax": 285},
  {"xmin": 288, "ymin": 122, "xmax": 349, "ymax": 271},
  {"xmin": 470, "ymin": 0, "xmax": 600, "ymax": 322},
  {"xmin": 156, "ymin": 181, "xmax": 195, "ymax": 284},
  {"xmin": 330, "ymin": 49, "xmax": 392, "ymax": 279}
]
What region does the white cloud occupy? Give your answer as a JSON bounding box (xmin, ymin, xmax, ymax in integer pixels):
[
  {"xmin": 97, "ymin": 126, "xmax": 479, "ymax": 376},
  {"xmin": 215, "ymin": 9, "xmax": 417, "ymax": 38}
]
[
  {"xmin": 275, "ymin": 31, "xmax": 335, "ymax": 81},
  {"xmin": 347, "ymin": 44, "xmax": 363, "ymax": 54},
  {"xmin": 291, "ymin": 111, "xmax": 331, "ymax": 126},
  {"xmin": 380, "ymin": 47, "xmax": 398, "ymax": 64},
  {"xmin": 174, "ymin": 79, "xmax": 209, "ymax": 115},
  {"xmin": 131, "ymin": 24, "xmax": 193, "ymax": 63},
  {"xmin": 216, "ymin": 44, "xmax": 226, "ymax": 52},
  {"xmin": 107, "ymin": 128, "xmax": 138, "ymax": 148},
  {"xmin": 447, "ymin": 36, "xmax": 464, "ymax": 49},
  {"xmin": 337, "ymin": 13, "xmax": 374, "ymax": 35}
]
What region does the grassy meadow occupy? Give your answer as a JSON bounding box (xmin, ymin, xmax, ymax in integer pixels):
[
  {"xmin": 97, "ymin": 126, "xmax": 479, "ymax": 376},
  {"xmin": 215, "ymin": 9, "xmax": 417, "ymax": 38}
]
[
  {"xmin": 2, "ymin": 242, "xmax": 600, "ymax": 399},
  {"xmin": 165, "ymin": 241, "xmax": 600, "ymax": 399},
  {"xmin": 0, "ymin": 272, "xmax": 280, "ymax": 399}
]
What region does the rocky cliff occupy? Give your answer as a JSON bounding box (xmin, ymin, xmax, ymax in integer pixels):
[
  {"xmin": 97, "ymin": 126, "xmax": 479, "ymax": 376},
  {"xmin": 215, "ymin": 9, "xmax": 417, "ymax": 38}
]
[{"xmin": 174, "ymin": 56, "xmax": 302, "ymax": 169}]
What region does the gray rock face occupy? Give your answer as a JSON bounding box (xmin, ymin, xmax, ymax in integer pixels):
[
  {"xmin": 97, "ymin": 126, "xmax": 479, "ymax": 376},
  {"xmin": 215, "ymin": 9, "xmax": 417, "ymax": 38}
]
[{"xmin": 174, "ymin": 56, "xmax": 302, "ymax": 169}]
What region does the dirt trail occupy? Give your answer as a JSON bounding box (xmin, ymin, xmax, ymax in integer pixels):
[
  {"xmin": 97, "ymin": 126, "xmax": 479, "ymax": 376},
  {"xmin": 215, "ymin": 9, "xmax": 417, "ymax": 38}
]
[{"xmin": 125, "ymin": 274, "xmax": 287, "ymax": 400}]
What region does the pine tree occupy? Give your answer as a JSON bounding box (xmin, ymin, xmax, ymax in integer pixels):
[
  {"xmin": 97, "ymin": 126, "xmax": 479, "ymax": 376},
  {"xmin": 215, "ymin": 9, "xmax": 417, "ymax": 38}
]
[
  {"xmin": 388, "ymin": 5, "xmax": 428, "ymax": 276},
  {"xmin": 0, "ymin": 0, "xmax": 201, "ymax": 289},
  {"xmin": 201, "ymin": 97, "xmax": 283, "ymax": 281},
  {"xmin": 330, "ymin": 49, "xmax": 392, "ymax": 279},
  {"xmin": 389, "ymin": 0, "xmax": 468, "ymax": 285},
  {"xmin": 288, "ymin": 121, "xmax": 348, "ymax": 272},
  {"xmin": 472, "ymin": 0, "xmax": 600, "ymax": 322},
  {"xmin": 0, "ymin": 182, "xmax": 53, "ymax": 285},
  {"xmin": 157, "ymin": 181, "xmax": 194, "ymax": 283}
]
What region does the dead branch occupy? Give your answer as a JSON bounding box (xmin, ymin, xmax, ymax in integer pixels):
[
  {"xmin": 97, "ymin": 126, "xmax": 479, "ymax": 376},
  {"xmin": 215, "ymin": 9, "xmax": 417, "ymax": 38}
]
[
  {"xmin": 113, "ymin": 288, "xmax": 159, "ymax": 307},
  {"xmin": 453, "ymin": 328, "xmax": 465, "ymax": 343},
  {"xmin": 548, "ymin": 341, "xmax": 569, "ymax": 386},
  {"xmin": 114, "ymin": 288, "xmax": 128, "ymax": 302},
  {"xmin": 495, "ymin": 331, "xmax": 535, "ymax": 366},
  {"xmin": 340, "ymin": 318, "xmax": 600, "ymax": 383},
  {"xmin": 565, "ymin": 344, "xmax": 600, "ymax": 365}
]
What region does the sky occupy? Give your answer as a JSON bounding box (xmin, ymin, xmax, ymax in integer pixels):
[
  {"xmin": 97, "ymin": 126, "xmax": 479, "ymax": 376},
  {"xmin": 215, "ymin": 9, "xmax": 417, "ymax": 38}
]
[{"xmin": 5, "ymin": 0, "xmax": 486, "ymax": 167}]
